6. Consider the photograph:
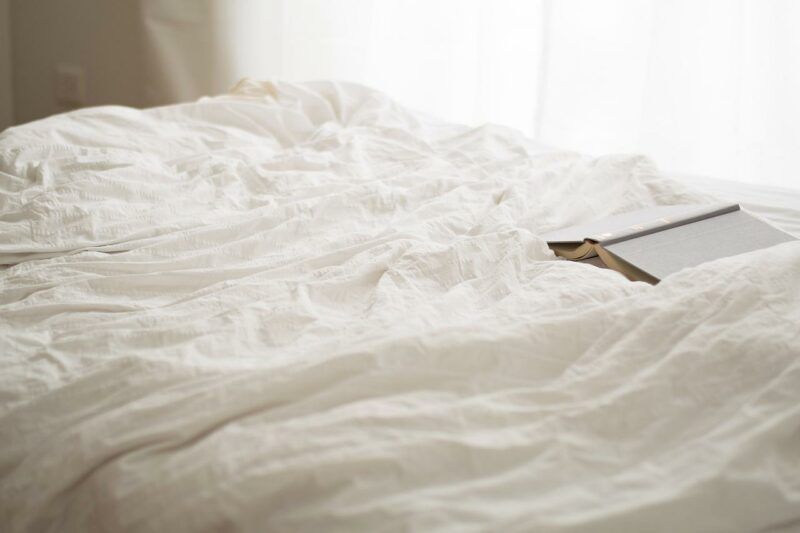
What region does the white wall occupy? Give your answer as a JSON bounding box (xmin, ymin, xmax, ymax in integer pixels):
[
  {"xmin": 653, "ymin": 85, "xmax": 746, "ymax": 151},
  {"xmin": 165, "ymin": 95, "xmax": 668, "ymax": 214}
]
[
  {"xmin": 0, "ymin": 0, "xmax": 13, "ymax": 131},
  {"xmin": 10, "ymin": 0, "xmax": 147, "ymax": 125},
  {"xmin": 140, "ymin": 0, "xmax": 283, "ymax": 105}
]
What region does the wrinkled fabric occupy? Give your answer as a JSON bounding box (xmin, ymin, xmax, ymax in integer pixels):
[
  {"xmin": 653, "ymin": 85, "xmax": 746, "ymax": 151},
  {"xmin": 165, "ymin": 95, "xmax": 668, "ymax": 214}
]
[{"xmin": 0, "ymin": 80, "xmax": 799, "ymax": 533}]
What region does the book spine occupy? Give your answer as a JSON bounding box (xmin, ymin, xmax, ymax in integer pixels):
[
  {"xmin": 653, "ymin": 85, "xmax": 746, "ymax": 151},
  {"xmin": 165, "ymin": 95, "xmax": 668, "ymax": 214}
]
[{"xmin": 599, "ymin": 203, "xmax": 740, "ymax": 245}]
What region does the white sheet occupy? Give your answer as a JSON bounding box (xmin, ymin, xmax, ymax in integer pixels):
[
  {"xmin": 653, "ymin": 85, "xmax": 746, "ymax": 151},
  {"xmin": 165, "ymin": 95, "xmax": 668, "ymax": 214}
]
[{"xmin": 1, "ymin": 80, "xmax": 799, "ymax": 532}]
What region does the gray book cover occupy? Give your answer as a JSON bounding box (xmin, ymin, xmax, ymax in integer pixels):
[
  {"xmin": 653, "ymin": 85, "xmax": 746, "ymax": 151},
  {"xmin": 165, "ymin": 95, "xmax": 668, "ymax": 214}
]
[
  {"xmin": 543, "ymin": 203, "xmax": 796, "ymax": 282},
  {"xmin": 542, "ymin": 204, "xmax": 739, "ymax": 244}
]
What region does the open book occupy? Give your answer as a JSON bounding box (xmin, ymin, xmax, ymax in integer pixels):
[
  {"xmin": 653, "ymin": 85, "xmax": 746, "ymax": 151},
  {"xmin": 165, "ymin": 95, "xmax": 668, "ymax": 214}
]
[{"xmin": 542, "ymin": 203, "xmax": 796, "ymax": 283}]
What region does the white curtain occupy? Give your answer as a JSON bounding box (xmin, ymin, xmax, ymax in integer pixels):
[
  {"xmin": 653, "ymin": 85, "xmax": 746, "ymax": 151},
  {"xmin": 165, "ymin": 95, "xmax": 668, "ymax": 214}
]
[{"xmin": 143, "ymin": 0, "xmax": 800, "ymax": 189}]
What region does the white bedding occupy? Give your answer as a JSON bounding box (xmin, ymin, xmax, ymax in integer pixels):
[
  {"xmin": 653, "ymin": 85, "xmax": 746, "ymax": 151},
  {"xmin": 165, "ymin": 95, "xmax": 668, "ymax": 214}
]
[{"xmin": 1, "ymin": 80, "xmax": 799, "ymax": 532}]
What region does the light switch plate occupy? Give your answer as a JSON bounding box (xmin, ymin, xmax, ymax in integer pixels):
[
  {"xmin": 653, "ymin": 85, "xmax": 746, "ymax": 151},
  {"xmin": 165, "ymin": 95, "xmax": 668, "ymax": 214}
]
[{"xmin": 55, "ymin": 64, "xmax": 87, "ymax": 107}]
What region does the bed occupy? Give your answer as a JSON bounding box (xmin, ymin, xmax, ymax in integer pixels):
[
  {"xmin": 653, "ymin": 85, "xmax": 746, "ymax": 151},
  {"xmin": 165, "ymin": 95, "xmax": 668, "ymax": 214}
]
[{"xmin": 1, "ymin": 80, "xmax": 799, "ymax": 532}]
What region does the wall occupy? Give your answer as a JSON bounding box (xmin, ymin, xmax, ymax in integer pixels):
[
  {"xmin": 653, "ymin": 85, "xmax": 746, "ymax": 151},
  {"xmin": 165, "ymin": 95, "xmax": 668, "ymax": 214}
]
[
  {"xmin": 140, "ymin": 0, "xmax": 283, "ymax": 105},
  {"xmin": 0, "ymin": 0, "xmax": 13, "ymax": 130},
  {"xmin": 10, "ymin": 0, "xmax": 147, "ymax": 125}
]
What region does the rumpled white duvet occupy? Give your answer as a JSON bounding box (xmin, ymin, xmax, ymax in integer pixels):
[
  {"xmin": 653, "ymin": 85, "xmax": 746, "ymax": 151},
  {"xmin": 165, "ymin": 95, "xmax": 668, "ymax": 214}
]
[{"xmin": 1, "ymin": 80, "xmax": 799, "ymax": 533}]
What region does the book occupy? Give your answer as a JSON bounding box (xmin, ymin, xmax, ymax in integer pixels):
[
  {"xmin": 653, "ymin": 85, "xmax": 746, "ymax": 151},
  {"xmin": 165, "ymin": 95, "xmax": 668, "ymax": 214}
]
[{"xmin": 541, "ymin": 203, "xmax": 796, "ymax": 283}]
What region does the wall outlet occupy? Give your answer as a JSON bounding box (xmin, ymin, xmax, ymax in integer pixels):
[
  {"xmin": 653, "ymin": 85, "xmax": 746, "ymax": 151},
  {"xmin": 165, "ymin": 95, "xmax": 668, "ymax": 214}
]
[{"xmin": 55, "ymin": 64, "xmax": 87, "ymax": 107}]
